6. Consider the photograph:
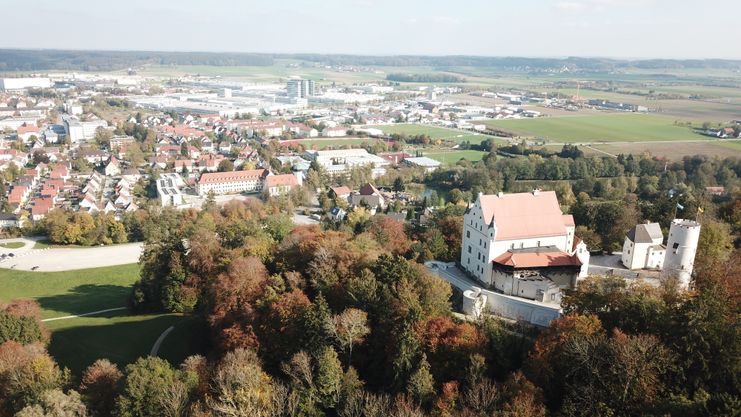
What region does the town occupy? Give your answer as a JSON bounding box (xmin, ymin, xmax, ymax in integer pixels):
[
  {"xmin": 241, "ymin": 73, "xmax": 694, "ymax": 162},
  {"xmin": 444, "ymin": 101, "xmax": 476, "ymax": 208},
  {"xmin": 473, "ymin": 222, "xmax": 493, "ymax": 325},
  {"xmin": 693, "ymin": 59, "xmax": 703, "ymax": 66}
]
[{"xmin": 0, "ymin": 7, "xmax": 739, "ymax": 417}]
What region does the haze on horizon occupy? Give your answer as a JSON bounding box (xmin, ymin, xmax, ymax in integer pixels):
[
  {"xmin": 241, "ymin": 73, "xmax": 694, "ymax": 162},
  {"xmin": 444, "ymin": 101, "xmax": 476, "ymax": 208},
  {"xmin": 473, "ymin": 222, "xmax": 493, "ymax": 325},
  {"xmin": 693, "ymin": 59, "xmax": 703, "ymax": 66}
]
[{"xmin": 1, "ymin": 0, "xmax": 739, "ymax": 60}]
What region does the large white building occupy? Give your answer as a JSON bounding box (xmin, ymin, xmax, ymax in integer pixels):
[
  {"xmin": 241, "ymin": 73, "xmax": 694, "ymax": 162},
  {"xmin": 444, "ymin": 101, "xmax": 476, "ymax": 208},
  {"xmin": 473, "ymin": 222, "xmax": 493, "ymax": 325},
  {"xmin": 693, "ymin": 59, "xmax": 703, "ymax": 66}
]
[
  {"xmin": 621, "ymin": 222, "xmax": 665, "ymax": 270},
  {"xmin": 196, "ymin": 169, "xmax": 270, "ymax": 196},
  {"xmin": 460, "ymin": 191, "xmax": 590, "ymax": 304},
  {"xmin": 287, "ymin": 78, "xmax": 315, "ymax": 99},
  {"xmin": 64, "ymin": 117, "xmax": 108, "ymax": 143},
  {"xmin": 303, "ymin": 148, "xmax": 390, "ymax": 178},
  {"xmin": 0, "ymin": 77, "xmax": 52, "ymax": 91}
]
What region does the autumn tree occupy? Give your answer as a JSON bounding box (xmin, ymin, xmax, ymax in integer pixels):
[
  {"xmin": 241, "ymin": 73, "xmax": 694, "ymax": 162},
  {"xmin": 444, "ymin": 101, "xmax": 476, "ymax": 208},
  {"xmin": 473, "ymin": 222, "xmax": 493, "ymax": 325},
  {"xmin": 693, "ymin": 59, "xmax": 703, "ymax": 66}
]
[
  {"xmin": 327, "ymin": 308, "xmax": 370, "ymax": 366},
  {"xmin": 15, "ymin": 389, "xmax": 87, "ymax": 417},
  {"xmin": 79, "ymin": 359, "xmax": 122, "ymax": 417}
]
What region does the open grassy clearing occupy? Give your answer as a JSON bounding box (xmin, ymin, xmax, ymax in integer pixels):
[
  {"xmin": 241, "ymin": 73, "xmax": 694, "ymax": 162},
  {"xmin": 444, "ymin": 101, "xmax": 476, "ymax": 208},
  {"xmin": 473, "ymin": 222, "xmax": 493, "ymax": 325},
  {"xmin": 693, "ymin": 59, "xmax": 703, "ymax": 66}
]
[
  {"xmin": 0, "ymin": 242, "xmax": 24, "ymax": 249},
  {"xmin": 368, "ymin": 124, "xmax": 500, "ymax": 144},
  {"xmin": 0, "ymin": 264, "xmax": 204, "ymax": 374},
  {"xmin": 423, "ymin": 150, "xmax": 487, "ymax": 164},
  {"xmin": 566, "ymin": 141, "xmax": 741, "ymax": 160},
  {"xmin": 46, "ymin": 312, "xmax": 200, "ymax": 375},
  {"xmin": 0, "ymin": 264, "xmax": 140, "ymax": 318},
  {"xmin": 287, "ymin": 138, "xmax": 388, "ymax": 149},
  {"xmin": 484, "ymin": 113, "xmax": 704, "ymax": 143}
]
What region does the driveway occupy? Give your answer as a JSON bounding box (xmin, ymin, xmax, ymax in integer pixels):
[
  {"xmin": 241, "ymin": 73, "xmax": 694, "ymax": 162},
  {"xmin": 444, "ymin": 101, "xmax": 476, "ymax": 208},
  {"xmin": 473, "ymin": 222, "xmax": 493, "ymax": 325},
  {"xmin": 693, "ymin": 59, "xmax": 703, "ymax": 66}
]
[{"xmin": 0, "ymin": 242, "xmax": 144, "ymax": 271}]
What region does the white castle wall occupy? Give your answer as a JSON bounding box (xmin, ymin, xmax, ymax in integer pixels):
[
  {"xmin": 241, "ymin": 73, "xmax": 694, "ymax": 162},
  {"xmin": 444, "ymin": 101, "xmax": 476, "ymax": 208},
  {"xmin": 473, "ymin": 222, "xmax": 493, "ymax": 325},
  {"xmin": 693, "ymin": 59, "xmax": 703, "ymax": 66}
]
[{"xmin": 662, "ymin": 219, "xmax": 701, "ymax": 288}]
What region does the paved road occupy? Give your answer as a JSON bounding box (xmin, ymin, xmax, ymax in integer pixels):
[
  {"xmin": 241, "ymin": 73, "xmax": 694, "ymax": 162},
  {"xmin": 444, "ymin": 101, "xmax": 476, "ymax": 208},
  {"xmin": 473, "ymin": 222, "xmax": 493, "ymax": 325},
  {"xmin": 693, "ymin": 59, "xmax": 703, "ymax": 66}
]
[
  {"xmin": 424, "ymin": 261, "xmax": 479, "ymax": 291},
  {"xmin": 0, "ymin": 242, "xmax": 143, "ymax": 271}
]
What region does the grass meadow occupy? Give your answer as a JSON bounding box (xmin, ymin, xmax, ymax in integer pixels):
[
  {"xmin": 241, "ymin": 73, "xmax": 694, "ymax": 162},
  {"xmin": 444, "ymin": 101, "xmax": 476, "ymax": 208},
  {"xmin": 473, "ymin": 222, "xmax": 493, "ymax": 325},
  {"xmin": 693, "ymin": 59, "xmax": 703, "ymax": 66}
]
[
  {"xmin": 484, "ymin": 114, "xmax": 704, "ymax": 143},
  {"xmin": 0, "ymin": 264, "xmax": 205, "ymax": 374}
]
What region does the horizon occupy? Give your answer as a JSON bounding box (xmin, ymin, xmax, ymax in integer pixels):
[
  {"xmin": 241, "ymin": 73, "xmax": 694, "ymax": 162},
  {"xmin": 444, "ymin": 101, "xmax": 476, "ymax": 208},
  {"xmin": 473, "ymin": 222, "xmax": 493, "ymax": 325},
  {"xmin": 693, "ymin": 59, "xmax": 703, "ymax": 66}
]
[
  {"xmin": 2, "ymin": 0, "xmax": 740, "ymax": 60},
  {"xmin": 1, "ymin": 47, "xmax": 739, "ymax": 63}
]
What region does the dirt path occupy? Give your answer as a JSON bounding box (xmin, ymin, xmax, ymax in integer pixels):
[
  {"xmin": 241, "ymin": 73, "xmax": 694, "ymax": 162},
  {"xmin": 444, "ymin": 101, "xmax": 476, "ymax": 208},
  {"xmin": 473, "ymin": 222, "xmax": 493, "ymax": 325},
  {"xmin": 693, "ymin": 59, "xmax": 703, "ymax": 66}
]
[{"xmin": 150, "ymin": 326, "xmax": 175, "ymax": 356}]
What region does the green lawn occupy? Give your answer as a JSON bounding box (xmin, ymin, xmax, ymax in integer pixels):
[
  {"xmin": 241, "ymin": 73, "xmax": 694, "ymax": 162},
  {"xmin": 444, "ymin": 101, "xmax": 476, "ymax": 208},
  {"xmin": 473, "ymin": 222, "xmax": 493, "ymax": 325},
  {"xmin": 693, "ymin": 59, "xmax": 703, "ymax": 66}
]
[
  {"xmin": 290, "ymin": 138, "xmax": 387, "ymax": 149},
  {"xmin": 0, "ymin": 264, "xmax": 140, "ymax": 318},
  {"xmin": 483, "ymin": 114, "xmax": 704, "ymax": 143},
  {"xmin": 0, "ymin": 264, "xmax": 205, "ymax": 375},
  {"xmin": 33, "ymin": 240, "xmax": 51, "ymax": 249},
  {"xmin": 424, "ymin": 150, "xmax": 487, "ymax": 164},
  {"xmin": 369, "ymin": 124, "xmax": 496, "ymax": 144},
  {"xmin": 0, "ymin": 242, "xmax": 24, "ymax": 249}
]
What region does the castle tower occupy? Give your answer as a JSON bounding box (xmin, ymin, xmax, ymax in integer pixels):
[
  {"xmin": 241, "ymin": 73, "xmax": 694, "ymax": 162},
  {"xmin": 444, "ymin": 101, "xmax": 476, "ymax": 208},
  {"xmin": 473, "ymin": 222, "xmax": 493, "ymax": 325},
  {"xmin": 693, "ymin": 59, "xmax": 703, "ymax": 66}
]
[{"xmin": 662, "ymin": 219, "xmax": 701, "ymax": 288}]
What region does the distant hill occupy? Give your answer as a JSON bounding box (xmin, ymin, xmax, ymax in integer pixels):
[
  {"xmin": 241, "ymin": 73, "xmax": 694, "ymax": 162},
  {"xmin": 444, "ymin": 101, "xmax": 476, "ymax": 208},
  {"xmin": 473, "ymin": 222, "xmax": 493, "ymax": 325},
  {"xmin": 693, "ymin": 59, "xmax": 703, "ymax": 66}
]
[{"xmin": 0, "ymin": 49, "xmax": 740, "ymax": 72}]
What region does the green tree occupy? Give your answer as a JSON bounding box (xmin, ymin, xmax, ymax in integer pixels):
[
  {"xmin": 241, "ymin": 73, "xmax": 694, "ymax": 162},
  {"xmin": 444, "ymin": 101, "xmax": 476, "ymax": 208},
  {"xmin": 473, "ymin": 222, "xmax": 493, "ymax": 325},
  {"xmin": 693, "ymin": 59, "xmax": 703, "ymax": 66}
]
[
  {"xmin": 115, "ymin": 357, "xmax": 192, "ymax": 417},
  {"xmin": 407, "ymin": 354, "xmax": 435, "ymax": 406},
  {"xmin": 0, "ymin": 312, "xmax": 44, "ymax": 345},
  {"xmin": 314, "ymin": 346, "xmax": 343, "ymax": 409}
]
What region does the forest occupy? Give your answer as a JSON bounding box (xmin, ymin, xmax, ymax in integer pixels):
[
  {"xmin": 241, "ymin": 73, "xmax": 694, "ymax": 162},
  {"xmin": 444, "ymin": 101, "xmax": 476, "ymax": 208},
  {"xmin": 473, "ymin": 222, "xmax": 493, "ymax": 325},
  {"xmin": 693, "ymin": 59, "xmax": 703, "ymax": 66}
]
[
  {"xmin": 0, "ymin": 141, "xmax": 740, "ymax": 416},
  {"xmin": 2, "ymin": 49, "xmax": 741, "ymax": 72},
  {"xmin": 1, "ymin": 189, "xmax": 739, "ymax": 417}
]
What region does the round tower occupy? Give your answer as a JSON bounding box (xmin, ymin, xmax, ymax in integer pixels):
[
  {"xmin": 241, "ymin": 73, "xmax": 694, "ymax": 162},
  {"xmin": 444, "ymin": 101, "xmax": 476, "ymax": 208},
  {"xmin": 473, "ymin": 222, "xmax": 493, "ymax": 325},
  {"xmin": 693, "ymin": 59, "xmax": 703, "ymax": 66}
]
[{"xmin": 662, "ymin": 219, "xmax": 701, "ymax": 288}]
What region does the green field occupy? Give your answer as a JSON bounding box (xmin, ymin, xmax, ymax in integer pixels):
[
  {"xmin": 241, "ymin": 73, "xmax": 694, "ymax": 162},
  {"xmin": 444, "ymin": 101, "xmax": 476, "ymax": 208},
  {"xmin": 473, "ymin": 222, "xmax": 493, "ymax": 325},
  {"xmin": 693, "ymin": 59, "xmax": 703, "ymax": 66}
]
[
  {"xmin": 484, "ymin": 114, "xmax": 706, "ymax": 143},
  {"xmin": 424, "ymin": 150, "xmax": 487, "ymax": 164},
  {"xmin": 0, "ymin": 242, "xmax": 24, "ymax": 249},
  {"xmin": 369, "ymin": 124, "xmax": 497, "ymax": 144},
  {"xmin": 0, "ymin": 264, "xmax": 204, "ymax": 374},
  {"xmin": 288, "ymin": 138, "xmax": 387, "ymax": 149}
]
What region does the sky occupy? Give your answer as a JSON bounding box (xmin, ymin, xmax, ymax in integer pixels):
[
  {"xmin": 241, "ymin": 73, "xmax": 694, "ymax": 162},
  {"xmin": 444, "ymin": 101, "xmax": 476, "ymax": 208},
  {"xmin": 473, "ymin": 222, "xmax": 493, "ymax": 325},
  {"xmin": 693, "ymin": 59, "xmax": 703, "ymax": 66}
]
[{"xmin": 1, "ymin": 0, "xmax": 739, "ymax": 59}]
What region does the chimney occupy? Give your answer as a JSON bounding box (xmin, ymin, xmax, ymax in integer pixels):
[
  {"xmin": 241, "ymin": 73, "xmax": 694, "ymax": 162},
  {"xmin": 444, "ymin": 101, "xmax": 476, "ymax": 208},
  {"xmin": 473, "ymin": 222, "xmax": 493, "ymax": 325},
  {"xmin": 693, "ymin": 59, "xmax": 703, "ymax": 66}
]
[
  {"xmin": 532, "ymin": 189, "xmax": 540, "ymax": 196},
  {"xmin": 497, "ymin": 191, "xmax": 504, "ymax": 198}
]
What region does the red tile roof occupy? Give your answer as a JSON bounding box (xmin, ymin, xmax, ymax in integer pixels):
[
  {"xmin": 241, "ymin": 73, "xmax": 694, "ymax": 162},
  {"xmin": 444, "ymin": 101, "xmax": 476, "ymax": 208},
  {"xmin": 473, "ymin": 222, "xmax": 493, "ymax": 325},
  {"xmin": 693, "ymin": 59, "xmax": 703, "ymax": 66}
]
[
  {"xmin": 331, "ymin": 186, "xmax": 352, "ymax": 196},
  {"xmin": 479, "ymin": 191, "xmax": 567, "ymax": 240},
  {"xmin": 198, "ymin": 169, "xmax": 269, "ymax": 185},
  {"xmin": 493, "ymin": 249, "xmax": 581, "ymax": 268},
  {"xmin": 265, "ymin": 174, "xmax": 298, "ymax": 188},
  {"xmin": 16, "ymin": 124, "xmax": 39, "ymax": 134}
]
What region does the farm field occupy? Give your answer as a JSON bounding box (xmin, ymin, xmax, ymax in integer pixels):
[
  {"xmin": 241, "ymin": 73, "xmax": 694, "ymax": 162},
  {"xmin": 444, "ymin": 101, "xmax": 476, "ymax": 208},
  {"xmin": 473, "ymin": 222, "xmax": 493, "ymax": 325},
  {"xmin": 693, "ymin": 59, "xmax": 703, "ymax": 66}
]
[
  {"xmin": 484, "ymin": 113, "xmax": 704, "ymax": 143},
  {"xmin": 286, "ymin": 137, "xmax": 387, "ymax": 149},
  {"xmin": 566, "ymin": 140, "xmax": 741, "ymax": 160},
  {"xmin": 367, "ymin": 124, "xmax": 499, "ymax": 144},
  {"xmin": 0, "ymin": 264, "xmax": 203, "ymax": 374},
  {"xmin": 423, "ymin": 150, "xmax": 487, "ymax": 164}
]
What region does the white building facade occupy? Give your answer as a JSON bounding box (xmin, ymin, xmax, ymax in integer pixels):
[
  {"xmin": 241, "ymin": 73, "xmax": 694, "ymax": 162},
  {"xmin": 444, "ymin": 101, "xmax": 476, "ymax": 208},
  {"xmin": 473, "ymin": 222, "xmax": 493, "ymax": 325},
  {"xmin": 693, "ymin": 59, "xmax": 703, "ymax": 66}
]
[
  {"xmin": 460, "ymin": 191, "xmax": 590, "ymax": 298},
  {"xmin": 621, "ymin": 222, "xmax": 665, "ymax": 270}
]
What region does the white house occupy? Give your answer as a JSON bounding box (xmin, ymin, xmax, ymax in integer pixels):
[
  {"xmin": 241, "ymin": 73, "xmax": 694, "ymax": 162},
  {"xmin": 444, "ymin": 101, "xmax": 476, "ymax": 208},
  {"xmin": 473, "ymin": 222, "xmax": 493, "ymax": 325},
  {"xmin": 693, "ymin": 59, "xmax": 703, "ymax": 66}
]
[
  {"xmin": 621, "ymin": 222, "xmax": 665, "ymax": 270},
  {"xmin": 460, "ymin": 191, "xmax": 589, "ymax": 303}
]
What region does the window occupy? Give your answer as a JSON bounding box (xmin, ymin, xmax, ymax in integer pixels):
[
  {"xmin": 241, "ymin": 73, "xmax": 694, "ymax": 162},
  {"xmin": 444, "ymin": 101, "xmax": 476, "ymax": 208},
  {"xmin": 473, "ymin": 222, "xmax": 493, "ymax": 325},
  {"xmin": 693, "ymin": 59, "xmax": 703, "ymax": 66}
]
[
  {"xmin": 520, "ymin": 243, "xmax": 524, "ymax": 249},
  {"xmin": 510, "ymin": 243, "xmax": 515, "ymax": 249},
  {"xmin": 468, "ymin": 246, "xmax": 472, "ymax": 254},
  {"xmin": 673, "ymin": 242, "xmax": 679, "ymax": 249},
  {"xmin": 477, "ymin": 253, "xmax": 481, "ymax": 260},
  {"xmin": 537, "ymin": 241, "xmax": 541, "ymax": 247},
  {"xmin": 466, "ymin": 230, "xmax": 470, "ymax": 238}
]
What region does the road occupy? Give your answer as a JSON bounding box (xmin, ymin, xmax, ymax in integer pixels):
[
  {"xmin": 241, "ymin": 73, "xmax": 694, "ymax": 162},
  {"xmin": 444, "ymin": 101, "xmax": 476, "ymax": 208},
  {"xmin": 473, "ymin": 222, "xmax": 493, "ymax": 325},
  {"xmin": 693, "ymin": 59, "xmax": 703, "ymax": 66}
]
[
  {"xmin": 424, "ymin": 261, "xmax": 479, "ymax": 291},
  {"xmin": 0, "ymin": 240, "xmax": 143, "ymax": 271}
]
